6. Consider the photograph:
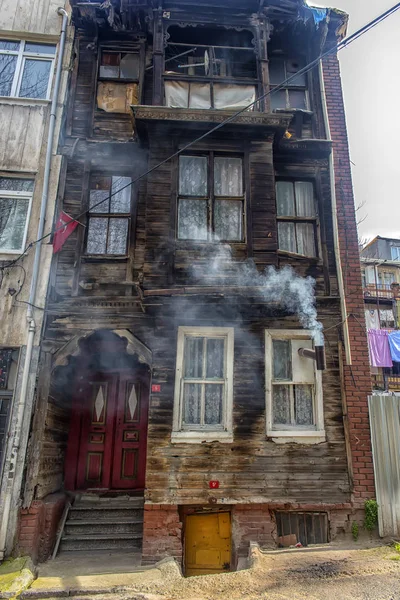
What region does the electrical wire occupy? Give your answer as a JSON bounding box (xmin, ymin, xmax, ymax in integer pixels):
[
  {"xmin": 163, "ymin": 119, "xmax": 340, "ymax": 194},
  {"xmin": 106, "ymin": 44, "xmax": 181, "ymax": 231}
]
[{"xmin": 2, "ymin": 1, "xmax": 400, "ymax": 274}]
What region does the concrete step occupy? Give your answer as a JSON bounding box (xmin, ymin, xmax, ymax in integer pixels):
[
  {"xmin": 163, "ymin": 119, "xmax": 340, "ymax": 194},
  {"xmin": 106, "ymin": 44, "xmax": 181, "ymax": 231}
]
[
  {"xmin": 59, "ymin": 533, "xmax": 142, "ymax": 553},
  {"xmin": 65, "ymin": 519, "xmax": 143, "ymax": 536},
  {"xmin": 68, "ymin": 507, "xmax": 143, "ymax": 521}
]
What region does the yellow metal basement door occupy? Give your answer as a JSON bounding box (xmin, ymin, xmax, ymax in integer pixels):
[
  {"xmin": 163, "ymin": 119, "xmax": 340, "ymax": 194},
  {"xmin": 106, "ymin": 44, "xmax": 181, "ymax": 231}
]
[{"xmin": 185, "ymin": 512, "xmax": 231, "ymax": 576}]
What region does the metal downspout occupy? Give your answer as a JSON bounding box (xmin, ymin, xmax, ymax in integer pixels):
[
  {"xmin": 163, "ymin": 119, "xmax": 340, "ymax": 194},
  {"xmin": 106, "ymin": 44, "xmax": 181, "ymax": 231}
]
[{"xmin": 0, "ymin": 7, "xmax": 69, "ymax": 560}]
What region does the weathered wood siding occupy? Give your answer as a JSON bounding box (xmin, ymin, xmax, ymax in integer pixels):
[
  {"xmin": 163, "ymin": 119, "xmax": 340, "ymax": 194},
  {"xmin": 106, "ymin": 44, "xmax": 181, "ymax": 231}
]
[
  {"xmin": 0, "ymin": 104, "xmax": 46, "ymax": 171},
  {"xmin": 0, "ymin": 0, "xmax": 63, "ymax": 35}
]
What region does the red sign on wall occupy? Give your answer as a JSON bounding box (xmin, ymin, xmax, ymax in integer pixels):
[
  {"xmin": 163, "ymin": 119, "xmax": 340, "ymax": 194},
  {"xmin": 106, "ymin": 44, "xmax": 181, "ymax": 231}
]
[
  {"xmin": 209, "ymin": 481, "xmax": 220, "ymax": 489},
  {"xmin": 151, "ymin": 384, "xmax": 161, "ymax": 393}
]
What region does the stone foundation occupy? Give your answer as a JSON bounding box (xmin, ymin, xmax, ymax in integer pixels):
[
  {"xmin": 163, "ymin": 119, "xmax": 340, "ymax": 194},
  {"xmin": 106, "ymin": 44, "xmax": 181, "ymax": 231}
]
[{"xmin": 142, "ymin": 504, "xmax": 183, "ymax": 565}]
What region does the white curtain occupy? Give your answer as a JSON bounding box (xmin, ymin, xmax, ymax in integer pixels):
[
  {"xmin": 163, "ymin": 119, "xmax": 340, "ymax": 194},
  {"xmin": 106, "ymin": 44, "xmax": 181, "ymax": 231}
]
[
  {"xmin": 179, "ymin": 156, "xmax": 208, "ymax": 197},
  {"xmin": 165, "ymin": 80, "xmax": 189, "ymax": 108},
  {"xmin": 296, "ymin": 223, "xmax": 316, "ymax": 257},
  {"xmin": 0, "ymin": 198, "xmax": 29, "ymax": 251},
  {"xmin": 214, "ymin": 200, "xmax": 242, "ymax": 241},
  {"xmin": 178, "ymin": 199, "xmax": 208, "ymax": 240},
  {"xmin": 214, "ymin": 157, "xmax": 243, "ymax": 197},
  {"xmin": 295, "ymin": 182, "xmax": 315, "ymax": 217},
  {"xmin": 276, "ymin": 182, "xmax": 295, "ymax": 216},
  {"xmin": 213, "ymin": 84, "xmax": 256, "ymax": 110},
  {"xmin": 165, "ymin": 80, "xmax": 256, "ymax": 111}
]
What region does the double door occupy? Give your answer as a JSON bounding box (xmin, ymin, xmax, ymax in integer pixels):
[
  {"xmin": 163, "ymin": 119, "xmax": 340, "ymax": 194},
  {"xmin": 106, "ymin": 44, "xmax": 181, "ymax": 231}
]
[{"xmin": 65, "ymin": 371, "xmax": 148, "ymax": 491}]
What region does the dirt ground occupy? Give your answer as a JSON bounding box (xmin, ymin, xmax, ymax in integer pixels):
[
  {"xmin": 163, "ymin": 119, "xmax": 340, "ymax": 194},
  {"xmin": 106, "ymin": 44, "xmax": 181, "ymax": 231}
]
[{"xmin": 123, "ymin": 544, "xmax": 400, "ymax": 600}]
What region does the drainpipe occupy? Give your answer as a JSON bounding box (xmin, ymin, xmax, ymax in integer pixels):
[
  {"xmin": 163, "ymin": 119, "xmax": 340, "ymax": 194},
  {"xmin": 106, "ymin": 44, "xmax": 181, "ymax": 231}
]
[
  {"xmin": 319, "ymin": 59, "xmax": 352, "ymax": 365},
  {"xmin": 0, "ymin": 7, "xmax": 69, "ymax": 560}
]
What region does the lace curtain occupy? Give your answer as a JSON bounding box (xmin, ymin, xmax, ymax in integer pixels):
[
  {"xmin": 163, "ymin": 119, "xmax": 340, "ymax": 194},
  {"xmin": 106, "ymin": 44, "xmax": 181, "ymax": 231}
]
[
  {"xmin": 0, "ymin": 198, "xmax": 29, "ymax": 251},
  {"xmin": 276, "ymin": 181, "xmax": 315, "ymax": 217}
]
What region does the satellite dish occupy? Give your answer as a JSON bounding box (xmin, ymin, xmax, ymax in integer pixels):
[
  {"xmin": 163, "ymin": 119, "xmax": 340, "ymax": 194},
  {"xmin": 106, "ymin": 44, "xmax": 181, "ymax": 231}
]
[{"xmin": 178, "ymin": 50, "xmax": 211, "ymax": 75}]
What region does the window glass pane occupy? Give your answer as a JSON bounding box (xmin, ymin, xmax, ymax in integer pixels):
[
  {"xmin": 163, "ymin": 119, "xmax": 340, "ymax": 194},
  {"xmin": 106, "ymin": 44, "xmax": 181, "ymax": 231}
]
[
  {"xmin": 120, "ymin": 53, "xmax": 140, "ymax": 79},
  {"xmin": 278, "ymin": 221, "xmax": 296, "ymax": 253},
  {"xmin": 19, "ymin": 58, "xmax": 51, "ymax": 99},
  {"xmin": 111, "ymin": 176, "xmax": 131, "ymax": 213},
  {"xmin": 179, "ymin": 156, "xmax": 207, "ymax": 196},
  {"xmin": 294, "ymin": 385, "xmax": 314, "ymax": 426},
  {"xmin": 391, "ymin": 247, "xmax": 400, "ymax": 261},
  {"xmin": 286, "ymin": 59, "xmax": 306, "ymax": 87},
  {"xmin": 270, "ymin": 89, "xmax": 286, "ymax": 110},
  {"xmin": 90, "ymin": 190, "xmax": 109, "ymax": 213},
  {"xmin": 178, "ymin": 199, "xmax": 208, "ymax": 240},
  {"xmin": 24, "ymin": 42, "xmax": 56, "ymax": 55},
  {"xmin": 205, "ymin": 384, "xmax": 223, "ymax": 425},
  {"xmin": 296, "ymin": 223, "xmax": 316, "ymax": 257},
  {"xmin": 183, "ymin": 383, "xmax": 201, "ymax": 425},
  {"xmin": 295, "ymin": 182, "xmax": 315, "ymax": 217},
  {"xmin": 269, "ymin": 58, "xmax": 285, "ymax": 85},
  {"xmin": 184, "ymin": 337, "xmax": 204, "ymax": 378},
  {"xmin": 188, "ymin": 82, "xmax": 211, "ymax": 109},
  {"xmin": 86, "ymin": 217, "xmax": 107, "ymax": 254},
  {"xmin": 0, "ymin": 54, "xmax": 17, "ymax": 96},
  {"xmin": 273, "ymin": 340, "xmax": 292, "ymax": 381},
  {"xmin": 100, "ymin": 52, "xmax": 120, "ymax": 78},
  {"xmin": 107, "ymin": 218, "xmax": 128, "ymax": 254},
  {"xmin": 215, "ymin": 200, "xmax": 242, "ymax": 241},
  {"xmin": 0, "ymin": 40, "xmax": 19, "ymax": 51},
  {"xmin": 0, "ymin": 178, "xmax": 34, "ymax": 192},
  {"xmin": 206, "ymin": 338, "xmax": 224, "ymax": 379},
  {"xmin": 288, "ymin": 90, "xmax": 307, "ymax": 110},
  {"xmin": 213, "ymin": 84, "xmax": 256, "ymax": 110},
  {"xmin": 214, "ymin": 157, "xmax": 243, "ymax": 197},
  {"xmin": 0, "ymin": 198, "xmax": 29, "ymax": 251},
  {"xmin": 276, "ymin": 182, "xmax": 295, "ymax": 217},
  {"xmin": 273, "ymin": 385, "xmax": 291, "ymax": 425}
]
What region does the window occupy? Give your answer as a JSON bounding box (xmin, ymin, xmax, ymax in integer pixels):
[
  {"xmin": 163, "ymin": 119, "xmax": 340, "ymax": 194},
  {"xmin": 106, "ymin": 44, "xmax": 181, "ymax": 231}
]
[
  {"xmin": 380, "ymin": 309, "xmax": 395, "ymax": 329},
  {"xmin": 0, "ymin": 40, "xmax": 56, "ymax": 100},
  {"xmin": 0, "ymin": 348, "xmax": 18, "ymax": 476},
  {"xmin": 276, "ymin": 180, "xmax": 318, "ymax": 257},
  {"xmin": 391, "ymin": 246, "xmax": 400, "ymax": 261},
  {"xmin": 269, "ymin": 57, "xmax": 308, "ymax": 111},
  {"xmin": 172, "ymin": 327, "xmax": 234, "ymax": 443},
  {"xmin": 0, "ymin": 177, "xmax": 34, "ymax": 253},
  {"xmin": 97, "ymin": 49, "xmax": 140, "ymax": 114},
  {"xmin": 86, "ymin": 175, "xmax": 132, "ymax": 256},
  {"xmin": 178, "ymin": 155, "xmax": 244, "ymax": 242},
  {"xmin": 265, "ymin": 330, "xmax": 324, "ymax": 440}
]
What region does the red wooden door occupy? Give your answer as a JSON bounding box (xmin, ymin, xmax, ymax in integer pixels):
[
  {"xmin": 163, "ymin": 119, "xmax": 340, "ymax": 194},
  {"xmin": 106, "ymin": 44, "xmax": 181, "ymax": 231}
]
[
  {"xmin": 76, "ymin": 375, "xmax": 117, "ymax": 490},
  {"xmin": 111, "ymin": 373, "xmax": 149, "ymax": 490}
]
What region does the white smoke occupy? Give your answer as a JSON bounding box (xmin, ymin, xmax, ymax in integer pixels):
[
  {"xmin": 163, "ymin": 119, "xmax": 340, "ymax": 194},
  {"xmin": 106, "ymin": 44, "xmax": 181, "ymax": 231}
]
[{"xmin": 191, "ymin": 240, "xmax": 324, "ymax": 345}]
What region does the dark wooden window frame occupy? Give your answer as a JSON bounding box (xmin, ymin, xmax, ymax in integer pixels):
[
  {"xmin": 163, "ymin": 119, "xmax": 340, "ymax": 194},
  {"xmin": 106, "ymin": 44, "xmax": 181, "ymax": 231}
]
[
  {"xmin": 269, "ymin": 56, "xmax": 310, "ymax": 111},
  {"xmin": 275, "ymin": 177, "xmax": 320, "ymax": 260},
  {"xmin": 0, "ymin": 390, "xmax": 13, "ymax": 478},
  {"xmin": 176, "ymin": 151, "xmax": 246, "ymax": 243}
]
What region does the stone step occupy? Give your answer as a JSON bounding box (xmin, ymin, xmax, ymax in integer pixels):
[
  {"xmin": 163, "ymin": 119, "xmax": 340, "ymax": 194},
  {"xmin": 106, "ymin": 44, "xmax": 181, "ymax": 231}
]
[
  {"xmin": 59, "ymin": 533, "xmax": 142, "ymax": 553},
  {"xmin": 68, "ymin": 507, "xmax": 143, "ymax": 521},
  {"xmin": 65, "ymin": 519, "xmax": 143, "ymax": 536}
]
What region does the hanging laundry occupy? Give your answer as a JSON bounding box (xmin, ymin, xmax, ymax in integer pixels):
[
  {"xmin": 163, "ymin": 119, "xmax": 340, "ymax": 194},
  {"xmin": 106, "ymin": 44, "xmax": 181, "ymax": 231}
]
[
  {"xmin": 367, "ymin": 329, "xmax": 393, "ymax": 368},
  {"xmin": 365, "ymin": 309, "xmax": 380, "ymax": 330},
  {"xmin": 388, "ymin": 331, "xmax": 400, "ymax": 363}
]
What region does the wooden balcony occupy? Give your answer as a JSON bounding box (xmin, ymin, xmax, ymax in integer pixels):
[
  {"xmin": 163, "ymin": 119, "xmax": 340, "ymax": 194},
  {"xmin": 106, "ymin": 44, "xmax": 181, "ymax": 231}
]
[{"xmin": 364, "ymin": 284, "xmax": 394, "ymax": 300}]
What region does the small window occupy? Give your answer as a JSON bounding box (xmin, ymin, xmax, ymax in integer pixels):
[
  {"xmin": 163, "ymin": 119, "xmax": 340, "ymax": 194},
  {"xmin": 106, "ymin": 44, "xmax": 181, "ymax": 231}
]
[
  {"xmin": 269, "ymin": 57, "xmax": 308, "ymax": 111},
  {"xmin": 86, "ymin": 175, "xmax": 131, "ymax": 256},
  {"xmin": 172, "ymin": 327, "xmax": 234, "ymax": 443},
  {"xmin": 0, "ymin": 177, "xmax": 34, "ymax": 253},
  {"xmin": 99, "ymin": 51, "xmax": 140, "ymax": 80},
  {"xmin": 0, "ymin": 40, "xmax": 56, "ymax": 99},
  {"xmin": 97, "ymin": 50, "xmax": 140, "ymax": 114},
  {"xmin": 265, "ymin": 330, "xmax": 324, "ymax": 440},
  {"xmin": 391, "ymin": 246, "xmax": 400, "ymax": 261},
  {"xmin": 276, "ymin": 181, "xmax": 318, "ymax": 257},
  {"xmin": 178, "ymin": 154, "xmax": 244, "ymax": 242},
  {"xmin": 380, "ymin": 309, "xmax": 395, "ymax": 329}
]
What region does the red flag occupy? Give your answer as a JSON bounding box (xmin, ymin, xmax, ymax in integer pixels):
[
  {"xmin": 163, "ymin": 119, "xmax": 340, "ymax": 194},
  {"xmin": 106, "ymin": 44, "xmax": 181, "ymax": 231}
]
[{"xmin": 53, "ymin": 211, "xmax": 79, "ymax": 253}]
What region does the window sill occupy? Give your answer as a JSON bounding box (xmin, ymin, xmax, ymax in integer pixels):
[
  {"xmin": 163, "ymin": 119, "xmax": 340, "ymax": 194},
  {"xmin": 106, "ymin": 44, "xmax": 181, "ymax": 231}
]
[
  {"xmin": 267, "ymin": 429, "xmax": 326, "ymax": 444},
  {"xmin": 171, "ymin": 431, "xmax": 233, "ymax": 444},
  {"xmin": 277, "ymin": 250, "xmax": 320, "ymax": 262},
  {"xmin": 82, "ymin": 255, "xmax": 128, "ymax": 262},
  {"xmin": 0, "ymin": 96, "xmax": 50, "ymax": 107}
]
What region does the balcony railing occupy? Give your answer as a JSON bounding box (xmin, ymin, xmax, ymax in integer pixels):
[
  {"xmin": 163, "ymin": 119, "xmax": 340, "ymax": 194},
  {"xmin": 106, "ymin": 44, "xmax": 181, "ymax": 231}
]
[
  {"xmin": 364, "ymin": 284, "xmax": 394, "ymax": 299},
  {"xmin": 372, "ymin": 374, "xmax": 400, "ymax": 392}
]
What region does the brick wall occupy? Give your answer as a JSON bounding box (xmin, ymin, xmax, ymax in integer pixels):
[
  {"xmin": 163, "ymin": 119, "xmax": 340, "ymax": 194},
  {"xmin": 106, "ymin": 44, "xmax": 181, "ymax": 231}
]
[
  {"xmin": 322, "ymin": 53, "xmax": 375, "ymax": 505},
  {"xmin": 232, "ymin": 505, "xmax": 275, "ymax": 559},
  {"xmin": 18, "ymin": 493, "xmax": 66, "ymax": 562},
  {"xmin": 142, "ymin": 504, "xmax": 183, "ymax": 565}
]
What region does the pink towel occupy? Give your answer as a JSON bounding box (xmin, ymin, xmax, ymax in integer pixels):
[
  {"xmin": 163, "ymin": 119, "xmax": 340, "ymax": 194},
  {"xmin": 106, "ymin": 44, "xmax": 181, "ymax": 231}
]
[{"xmin": 368, "ymin": 329, "xmax": 393, "ymax": 368}]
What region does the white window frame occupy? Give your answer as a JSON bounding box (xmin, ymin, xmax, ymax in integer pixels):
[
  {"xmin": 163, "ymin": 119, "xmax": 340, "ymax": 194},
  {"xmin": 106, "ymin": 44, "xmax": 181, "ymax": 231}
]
[
  {"xmin": 0, "ymin": 180, "xmax": 34, "ymax": 254},
  {"xmin": 172, "ymin": 326, "xmax": 234, "ymax": 443},
  {"xmin": 265, "ymin": 329, "xmax": 325, "ymax": 442},
  {"xmin": 0, "ymin": 40, "xmax": 56, "ymax": 100}
]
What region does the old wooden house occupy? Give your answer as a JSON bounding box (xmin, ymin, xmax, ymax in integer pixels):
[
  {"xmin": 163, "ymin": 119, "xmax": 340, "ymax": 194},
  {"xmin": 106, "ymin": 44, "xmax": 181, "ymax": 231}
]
[{"xmin": 15, "ymin": 0, "xmax": 373, "ymax": 574}]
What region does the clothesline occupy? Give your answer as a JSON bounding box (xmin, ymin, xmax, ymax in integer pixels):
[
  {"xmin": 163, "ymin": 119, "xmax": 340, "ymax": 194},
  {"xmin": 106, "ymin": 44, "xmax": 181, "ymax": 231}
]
[{"xmin": 367, "ymin": 329, "xmax": 400, "ymax": 368}]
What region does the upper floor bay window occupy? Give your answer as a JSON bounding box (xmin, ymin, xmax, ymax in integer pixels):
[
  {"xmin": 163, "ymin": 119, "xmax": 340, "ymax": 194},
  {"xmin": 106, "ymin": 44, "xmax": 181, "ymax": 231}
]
[
  {"xmin": 86, "ymin": 175, "xmax": 132, "ymax": 256},
  {"xmin": 0, "ymin": 177, "xmax": 34, "ymax": 253},
  {"xmin": 172, "ymin": 327, "xmax": 234, "ymax": 443},
  {"xmin": 178, "ymin": 154, "xmax": 244, "ymax": 242},
  {"xmin": 276, "ymin": 180, "xmax": 318, "ymax": 258},
  {"xmin": 164, "ymin": 27, "xmax": 258, "ymax": 110},
  {"xmin": 0, "ymin": 40, "xmax": 56, "ymax": 100},
  {"xmin": 97, "ymin": 48, "xmax": 140, "ymax": 114},
  {"xmin": 269, "ymin": 57, "xmax": 309, "ymax": 111},
  {"xmin": 265, "ymin": 330, "xmax": 325, "ymax": 441},
  {"xmin": 391, "ymin": 246, "xmax": 400, "ymax": 261}
]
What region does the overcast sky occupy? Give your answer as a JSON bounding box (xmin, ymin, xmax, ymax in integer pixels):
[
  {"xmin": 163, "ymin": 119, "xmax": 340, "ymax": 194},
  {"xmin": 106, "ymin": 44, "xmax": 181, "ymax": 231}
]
[{"xmin": 309, "ymin": 0, "xmax": 400, "ymax": 242}]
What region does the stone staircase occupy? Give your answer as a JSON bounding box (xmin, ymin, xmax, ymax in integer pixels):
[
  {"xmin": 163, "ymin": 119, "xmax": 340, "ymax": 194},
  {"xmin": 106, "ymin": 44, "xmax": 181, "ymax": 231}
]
[{"xmin": 59, "ymin": 495, "xmax": 144, "ymax": 554}]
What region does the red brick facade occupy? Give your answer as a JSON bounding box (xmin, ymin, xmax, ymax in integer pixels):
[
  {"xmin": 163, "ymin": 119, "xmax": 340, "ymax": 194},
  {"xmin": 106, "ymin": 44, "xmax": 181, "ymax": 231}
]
[
  {"xmin": 322, "ymin": 53, "xmax": 374, "ymax": 505},
  {"xmin": 18, "ymin": 494, "xmax": 66, "ymax": 562},
  {"xmin": 142, "ymin": 504, "xmax": 183, "ymax": 565}
]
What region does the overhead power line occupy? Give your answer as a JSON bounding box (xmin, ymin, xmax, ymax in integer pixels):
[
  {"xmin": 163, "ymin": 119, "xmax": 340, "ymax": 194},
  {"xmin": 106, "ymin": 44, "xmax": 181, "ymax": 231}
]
[{"xmin": 2, "ymin": 1, "xmax": 400, "ymax": 274}]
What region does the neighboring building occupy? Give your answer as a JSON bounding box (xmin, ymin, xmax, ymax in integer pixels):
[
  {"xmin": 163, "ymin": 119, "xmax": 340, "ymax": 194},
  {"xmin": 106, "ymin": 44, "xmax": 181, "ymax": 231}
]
[
  {"xmin": 361, "ymin": 236, "xmax": 400, "ymax": 391},
  {"xmin": 0, "ymin": 2, "xmax": 73, "ymax": 559},
  {"xmin": 14, "ymin": 0, "xmax": 373, "ymax": 573}
]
